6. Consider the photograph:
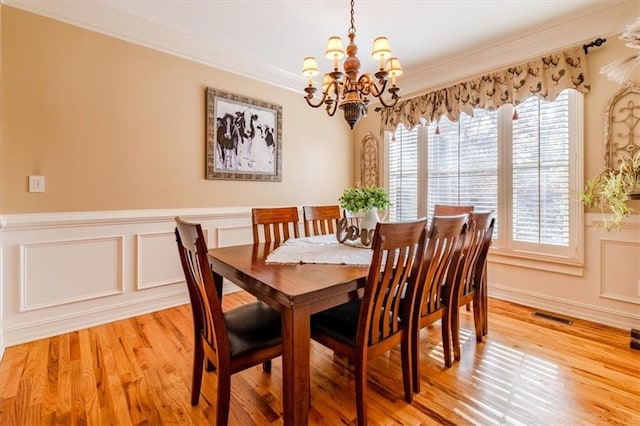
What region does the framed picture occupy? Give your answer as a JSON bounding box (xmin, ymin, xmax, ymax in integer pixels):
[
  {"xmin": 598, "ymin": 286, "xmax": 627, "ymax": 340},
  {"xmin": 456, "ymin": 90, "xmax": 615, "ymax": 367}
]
[{"xmin": 206, "ymin": 88, "xmax": 282, "ymax": 181}]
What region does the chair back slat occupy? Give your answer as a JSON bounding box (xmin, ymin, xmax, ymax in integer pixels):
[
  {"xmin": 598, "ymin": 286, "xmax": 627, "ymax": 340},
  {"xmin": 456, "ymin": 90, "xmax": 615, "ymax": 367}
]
[
  {"xmin": 473, "ymin": 212, "xmax": 496, "ymax": 295},
  {"xmin": 455, "ymin": 211, "xmax": 495, "ymax": 301},
  {"xmin": 383, "ymin": 244, "xmax": 414, "ymax": 336},
  {"xmin": 252, "ymin": 207, "xmax": 300, "ymax": 244},
  {"xmin": 357, "ymin": 219, "xmax": 427, "ymax": 347},
  {"xmin": 175, "ymin": 217, "xmax": 229, "ymax": 362},
  {"xmin": 417, "ymin": 214, "xmax": 468, "ymax": 318},
  {"xmin": 303, "ymin": 205, "xmax": 341, "ymax": 237}
]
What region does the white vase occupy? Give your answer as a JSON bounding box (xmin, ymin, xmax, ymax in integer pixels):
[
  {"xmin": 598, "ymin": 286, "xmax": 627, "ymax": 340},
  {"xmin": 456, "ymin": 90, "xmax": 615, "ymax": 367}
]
[
  {"xmin": 360, "ymin": 209, "xmax": 380, "ymax": 230},
  {"xmin": 359, "ymin": 209, "xmax": 380, "ymax": 247}
]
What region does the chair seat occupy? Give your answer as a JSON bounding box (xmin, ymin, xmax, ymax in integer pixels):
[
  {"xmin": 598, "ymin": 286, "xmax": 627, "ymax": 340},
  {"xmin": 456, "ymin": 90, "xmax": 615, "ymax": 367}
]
[
  {"xmin": 311, "ymin": 299, "xmax": 361, "ymax": 347},
  {"xmin": 226, "ymin": 301, "xmax": 282, "ymax": 358},
  {"xmin": 311, "ymin": 299, "xmax": 405, "ymax": 347}
]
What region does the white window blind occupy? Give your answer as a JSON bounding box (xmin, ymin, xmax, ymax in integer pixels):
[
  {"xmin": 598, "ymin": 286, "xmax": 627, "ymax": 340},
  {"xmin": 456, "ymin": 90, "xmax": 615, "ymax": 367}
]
[
  {"xmin": 512, "ymin": 91, "xmax": 570, "ymax": 246},
  {"xmin": 388, "ymin": 124, "xmax": 418, "ymax": 221},
  {"xmin": 426, "ymin": 109, "xmax": 498, "ymax": 222}
]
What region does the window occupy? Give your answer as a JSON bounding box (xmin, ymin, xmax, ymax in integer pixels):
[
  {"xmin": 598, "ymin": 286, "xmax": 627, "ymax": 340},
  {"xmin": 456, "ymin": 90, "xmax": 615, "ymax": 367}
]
[
  {"xmin": 386, "ymin": 90, "xmax": 583, "ymax": 265},
  {"xmin": 512, "ymin": 93, "xmax": 570, "ymax": 247},
  {"xmin": 426, "ymin": 108, "xmax": 499, "ymax": 234},
  {"xmin": 388, "ymin": 124, "xmax": 419, "ymax": 221}
]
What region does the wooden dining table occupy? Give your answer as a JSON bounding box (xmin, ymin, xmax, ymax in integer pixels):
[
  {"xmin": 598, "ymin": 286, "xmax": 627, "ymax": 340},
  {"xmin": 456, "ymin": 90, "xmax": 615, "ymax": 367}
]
[{"xmin": 207, "ymin": 242, "xmax": 370, "ymax": 425}]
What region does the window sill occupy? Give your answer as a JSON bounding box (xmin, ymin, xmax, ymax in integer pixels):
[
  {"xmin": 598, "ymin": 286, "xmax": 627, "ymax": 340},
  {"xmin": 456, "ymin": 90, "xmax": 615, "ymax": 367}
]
[{"xmin": 488, "ymin": 249, "xmax": 584, "ymax": 276}]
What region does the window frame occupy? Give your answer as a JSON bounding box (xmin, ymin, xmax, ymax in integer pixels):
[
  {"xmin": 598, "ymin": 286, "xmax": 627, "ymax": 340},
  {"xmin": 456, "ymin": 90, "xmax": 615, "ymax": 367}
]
[{"xmin": 383, "ymin": 91, "xmax": 584, "ymax": 273}]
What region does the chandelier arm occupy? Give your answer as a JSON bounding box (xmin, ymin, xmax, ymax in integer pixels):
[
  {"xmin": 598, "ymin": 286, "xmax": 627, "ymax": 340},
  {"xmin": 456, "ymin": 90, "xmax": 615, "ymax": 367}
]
[
  {"xmin": 355, "ymin": 74, "xmax": 371, "ymax": 95},
  {"xmin": 325, "ymin": 98, "xmax": 339, "ymax": 116},
  {"xmin": 325, "ymin": 80, "xmax": 341, "ymax": 116},
  {"xmin": 304, "ymin": 92, "xmax": 329, "ymax": 108},
  {"xmin": 377, "ymin": 93, "xmax": 399, "ymax": 108},
  {"xmin": 360, "ymin": 78, "xmax": 388, "ymax": 98}
]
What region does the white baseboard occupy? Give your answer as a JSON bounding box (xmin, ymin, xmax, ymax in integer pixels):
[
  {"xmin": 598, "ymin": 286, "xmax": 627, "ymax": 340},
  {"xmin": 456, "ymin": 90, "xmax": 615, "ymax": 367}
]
[
  {"xmin": 2, "ymin": 290, "xmax": 190, "ymax": 347},
  {"xmin": 489, "ymin": 283, "xmax": 639, "ymax": 330}
]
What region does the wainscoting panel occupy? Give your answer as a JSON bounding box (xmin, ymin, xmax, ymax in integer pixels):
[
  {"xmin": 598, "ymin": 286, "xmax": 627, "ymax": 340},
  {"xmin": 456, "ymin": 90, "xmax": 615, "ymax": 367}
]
[
  {"xmin": 136, "ymin": 231, "xmax": 184, "ymax": 290},
  {"xmin": 20, "ymin": 236, "xmax": 124, "ymax": 311},
  {"xmin": 600, "ymin": 239, "xmax": 640, "ymax": 304},
  {"xmin": 217, "ymin": 225, "xmax": 253, "ymax": 247}
]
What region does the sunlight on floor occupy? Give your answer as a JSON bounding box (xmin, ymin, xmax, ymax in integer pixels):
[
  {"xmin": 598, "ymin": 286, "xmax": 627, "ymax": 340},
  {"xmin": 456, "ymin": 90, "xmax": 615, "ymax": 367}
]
[{"xmin": 444, "ymin": 326, "xmax": 562, "ymax": 424}]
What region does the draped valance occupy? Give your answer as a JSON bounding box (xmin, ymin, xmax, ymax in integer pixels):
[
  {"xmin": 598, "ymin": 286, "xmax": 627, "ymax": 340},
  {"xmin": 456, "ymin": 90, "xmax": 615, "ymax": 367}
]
[{"xmin": 380, "ymin": 46, "xmax": 590, "ymax": 134}]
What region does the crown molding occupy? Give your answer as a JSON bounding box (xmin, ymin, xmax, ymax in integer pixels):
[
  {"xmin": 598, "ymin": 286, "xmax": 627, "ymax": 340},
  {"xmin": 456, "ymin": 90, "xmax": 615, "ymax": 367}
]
[
  {"xmin": 399, "ymin": 0, "xmax": 639, "ymax": 97},
  {"xmin": 3, "ymin": 0, "xmax": 637, "ymax": 98},
  {"xmin": 2, "ymin": 0, "xmax": 306, "ymax": 92}
]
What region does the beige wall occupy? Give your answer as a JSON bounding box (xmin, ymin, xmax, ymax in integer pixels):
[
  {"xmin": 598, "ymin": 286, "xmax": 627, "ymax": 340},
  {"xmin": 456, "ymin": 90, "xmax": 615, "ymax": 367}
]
[{"xmin": 1, "ymin": 6, "xmax": 353, "ymax": 214}]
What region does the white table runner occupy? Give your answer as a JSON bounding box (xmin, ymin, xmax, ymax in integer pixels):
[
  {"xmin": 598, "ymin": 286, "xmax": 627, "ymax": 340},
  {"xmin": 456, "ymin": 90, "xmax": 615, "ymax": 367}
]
[{"xmin": 265, "ymin": 234, "xmax": 373, "ymax": 266}]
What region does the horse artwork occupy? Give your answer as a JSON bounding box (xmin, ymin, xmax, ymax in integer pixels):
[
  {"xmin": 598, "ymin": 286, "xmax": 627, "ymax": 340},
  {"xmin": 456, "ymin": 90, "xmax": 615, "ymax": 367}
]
[{"xmin": 206, "ymin": 88, "xmax": 282, "ymax": 181}]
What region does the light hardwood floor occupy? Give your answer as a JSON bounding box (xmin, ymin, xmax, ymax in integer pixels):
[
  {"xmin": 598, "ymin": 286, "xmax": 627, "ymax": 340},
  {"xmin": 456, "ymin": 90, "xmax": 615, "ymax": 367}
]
[{"xmin": 1, "ymin": 291, "xmax": 638, "ymax": 425}]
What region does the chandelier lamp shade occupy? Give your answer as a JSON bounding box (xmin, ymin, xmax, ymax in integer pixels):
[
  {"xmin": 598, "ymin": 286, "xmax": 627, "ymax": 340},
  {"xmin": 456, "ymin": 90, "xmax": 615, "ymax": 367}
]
[{"xmin": 301, "ymin": 0, "xmax": 402, "ymax": 129}]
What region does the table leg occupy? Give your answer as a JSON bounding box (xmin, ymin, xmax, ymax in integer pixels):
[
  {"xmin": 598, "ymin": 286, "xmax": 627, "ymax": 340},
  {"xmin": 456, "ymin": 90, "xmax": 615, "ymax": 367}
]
[
  {"xmin": 281, "ymin": 305, "xmax": 311, "ymax": 426},
  {"xmin": 481, "ymin": 266, "xmax": 488, "ymax": 336},
  {"xmin": 212, "ymin": 270, "xmax": 224, "ymax": 299}
]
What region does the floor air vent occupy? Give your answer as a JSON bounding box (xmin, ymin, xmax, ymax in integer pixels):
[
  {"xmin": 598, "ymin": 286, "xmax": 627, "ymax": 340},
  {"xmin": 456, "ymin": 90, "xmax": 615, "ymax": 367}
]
[{"xmin": 533, "ymin": 311, "xmax": 573, "ymax": 325}]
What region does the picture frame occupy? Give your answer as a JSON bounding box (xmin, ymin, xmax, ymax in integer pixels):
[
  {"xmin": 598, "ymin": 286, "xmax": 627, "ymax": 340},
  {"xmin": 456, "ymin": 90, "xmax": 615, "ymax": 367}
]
[{"xmin": 206, "ymin": 88, "xmax": 282, "ymax": 181}]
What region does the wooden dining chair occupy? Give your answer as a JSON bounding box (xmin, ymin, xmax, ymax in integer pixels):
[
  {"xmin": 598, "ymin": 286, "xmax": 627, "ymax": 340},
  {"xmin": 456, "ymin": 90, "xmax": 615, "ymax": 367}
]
[
  {"xmin": 251, "ymin": 206, "xmax": 300, "ymax": 244},
  {"xmin": 450, "ymin": 210, "xmax": 495, "ymax": 362},
  {"xmin": 433, "ymin": 204, "xmax": 474, "ymax": 215},
  {"xmin": 310, "ymin": 218, "xmax": 428, "ymax": 425},
  {"xmin": 174, "ymin": 217, "xmax": 282, "ymax": 426},
  {"xmin": 432, "ymin": 204, "xmax": 475, "ymax": 311},
  {"xmin": 302, "ymin": 204, "xmax": 341, "ymax": 237},
  {"xmin": 411, "ymin": 214, "xmax": 468, "ymax": 393}
]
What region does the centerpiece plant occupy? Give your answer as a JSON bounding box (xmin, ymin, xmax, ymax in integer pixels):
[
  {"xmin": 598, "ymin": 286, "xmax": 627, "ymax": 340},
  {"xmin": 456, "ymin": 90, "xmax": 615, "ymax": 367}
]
[
  {"xmin": 581, "ymin": 152, "xmax": 640, "ymax": 230},
  {"xmin": 339, "ymin": 185, "xmax": 390, "ymax": 214}
]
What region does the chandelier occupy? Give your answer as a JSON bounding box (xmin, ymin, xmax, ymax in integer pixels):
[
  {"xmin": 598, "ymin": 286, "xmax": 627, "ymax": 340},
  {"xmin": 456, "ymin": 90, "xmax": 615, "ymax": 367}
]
[{"xmin": 301, "ymin": 0, "xmax": 402, "ymax": 129}]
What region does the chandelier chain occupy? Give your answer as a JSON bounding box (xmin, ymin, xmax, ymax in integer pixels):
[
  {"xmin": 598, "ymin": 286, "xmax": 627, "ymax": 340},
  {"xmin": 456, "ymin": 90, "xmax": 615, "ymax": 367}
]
[{"xmin": 349, "ymin": 0, "xmax": 356, "ymax": 34}]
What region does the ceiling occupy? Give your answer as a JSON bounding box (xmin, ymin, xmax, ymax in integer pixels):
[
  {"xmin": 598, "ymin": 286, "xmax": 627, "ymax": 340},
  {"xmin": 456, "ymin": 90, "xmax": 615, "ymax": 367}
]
[{"xmin": 5, "ymin": 0, "xmax": 634, "ymax": 96}]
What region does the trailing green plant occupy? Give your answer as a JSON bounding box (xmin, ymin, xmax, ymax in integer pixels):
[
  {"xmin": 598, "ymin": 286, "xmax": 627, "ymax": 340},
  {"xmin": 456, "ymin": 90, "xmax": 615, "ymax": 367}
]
[
  {"xmin": 581, "ymin": 151, "xmax": 640, "ymax": 230},
  {"xmin": 339, "ymin": 185, "xmax": 390, "ymax": 213}
]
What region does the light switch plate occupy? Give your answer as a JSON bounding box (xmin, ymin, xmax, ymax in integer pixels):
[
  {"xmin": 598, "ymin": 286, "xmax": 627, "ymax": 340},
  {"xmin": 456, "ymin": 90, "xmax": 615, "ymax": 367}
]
[{"xmin": 29, "ymin": 175, "xmax": 45, "ymax": 193}]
